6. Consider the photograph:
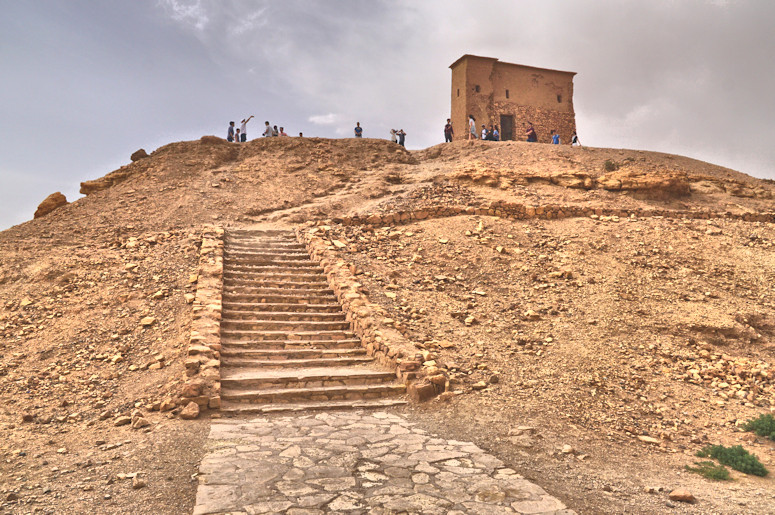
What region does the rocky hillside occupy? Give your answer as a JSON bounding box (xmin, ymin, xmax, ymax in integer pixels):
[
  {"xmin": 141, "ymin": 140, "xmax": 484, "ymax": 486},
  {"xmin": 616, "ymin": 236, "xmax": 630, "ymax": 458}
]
[{"xmin": 1, "ymin": 136, "xmax": 774, "ymax": 513}]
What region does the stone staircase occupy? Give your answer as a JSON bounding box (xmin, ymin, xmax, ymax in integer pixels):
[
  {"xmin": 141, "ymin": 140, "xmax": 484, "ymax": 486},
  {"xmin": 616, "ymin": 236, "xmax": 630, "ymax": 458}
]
[{"xmin": 219, "ymin": 229, "xmax": 407, "ymax": 414}]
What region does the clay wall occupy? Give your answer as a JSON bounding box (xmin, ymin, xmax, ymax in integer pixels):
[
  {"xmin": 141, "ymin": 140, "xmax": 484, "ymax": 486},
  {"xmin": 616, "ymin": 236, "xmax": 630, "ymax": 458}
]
[{"xmin": 450, "ymin": 55, "xmax": 577, "ymax": 144}]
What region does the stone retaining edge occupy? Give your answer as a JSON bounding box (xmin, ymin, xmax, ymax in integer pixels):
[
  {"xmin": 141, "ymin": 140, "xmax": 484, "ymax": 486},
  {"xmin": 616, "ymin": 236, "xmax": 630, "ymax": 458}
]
[
  {"xmin": 296, "ymin": 226, "xmax": 448, "ymax": 403},
  {"xmin": 180, "ymin": 225, "xmax": 224, "ymax": 411}
]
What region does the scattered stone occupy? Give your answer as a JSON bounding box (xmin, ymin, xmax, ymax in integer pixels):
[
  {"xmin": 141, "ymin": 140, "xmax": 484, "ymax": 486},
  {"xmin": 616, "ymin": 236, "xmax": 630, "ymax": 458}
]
[
  {"xmin": 637, "ymin": 435, "xmax": 661, "ymax": 445},
  {"xmin": 114, "ymin": 416, "xmax": 132, "ymax": 427},
  {"xmin": 140, "ymin": 316, "xmax": 156, "ymax": 327},
  {"xmin": 472, "ymin": 381, "xmax": 488, "ymax": 390},
  {"xmin": 132, "ymin": 477, "xmax": 147, "ymax": 489},
  {"xmin": 132, "ymin": 417, "xmax": 150, "ymax": 429},
  {"xmin": 561, "ymin": 444, "xmax": 575, "ymax": 454},
  {"xmin": 669, "ymin": 488, "xmax": 696, "ymax": 503}
]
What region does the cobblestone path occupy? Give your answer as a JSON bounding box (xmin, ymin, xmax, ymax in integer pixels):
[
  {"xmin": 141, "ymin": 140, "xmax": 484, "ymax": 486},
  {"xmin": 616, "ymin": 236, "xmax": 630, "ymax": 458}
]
[{"xmin": 193, "ymin": 411, "xmax": 574, "ymax": 514}]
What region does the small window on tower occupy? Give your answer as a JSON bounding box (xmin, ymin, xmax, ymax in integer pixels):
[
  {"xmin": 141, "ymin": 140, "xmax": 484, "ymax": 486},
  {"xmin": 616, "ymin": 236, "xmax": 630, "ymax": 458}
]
[
  {"xmin": 557, "ymin": 94, "xmax": 562, "ymax": 103},
  {"xmin": 475, "ymin": 85, "xmax": 480, "ymax": 93},
  {"xmin": 457, "ymin": 88, "xmax": 460, "ymax": 97},
  {"xmin": 505, "ymin": 89, "xmax": 510, "ymax": 99}
]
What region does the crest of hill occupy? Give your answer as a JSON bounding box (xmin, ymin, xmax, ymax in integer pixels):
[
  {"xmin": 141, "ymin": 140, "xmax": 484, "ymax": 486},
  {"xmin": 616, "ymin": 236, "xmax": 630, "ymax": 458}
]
[{"xmin": 8, "ymin": 136, "xmax": 774, "ymax": 243}]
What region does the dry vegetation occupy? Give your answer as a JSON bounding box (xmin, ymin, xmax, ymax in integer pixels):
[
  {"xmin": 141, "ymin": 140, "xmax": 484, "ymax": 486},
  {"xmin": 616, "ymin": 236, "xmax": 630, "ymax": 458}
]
[{"xmin": 1, "ymin": 136, "xmax": 775, "ymax": 513}]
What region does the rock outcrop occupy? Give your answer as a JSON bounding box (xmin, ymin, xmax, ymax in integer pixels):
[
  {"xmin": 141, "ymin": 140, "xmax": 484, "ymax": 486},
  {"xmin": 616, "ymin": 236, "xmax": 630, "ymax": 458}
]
[
  {"xmin": 33, "ymin": 192, "xmax": 68, "ymax": 218},
  {"xmin": 130, "ymin": 148, "xmax": 149, "ymax": 161}
]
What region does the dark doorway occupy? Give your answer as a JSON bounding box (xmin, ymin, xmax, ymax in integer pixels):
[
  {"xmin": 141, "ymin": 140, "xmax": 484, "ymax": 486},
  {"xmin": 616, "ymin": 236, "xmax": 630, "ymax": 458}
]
[{"xmin": 500, "ymin": 115, "xmax": 514, "ymax": 141}]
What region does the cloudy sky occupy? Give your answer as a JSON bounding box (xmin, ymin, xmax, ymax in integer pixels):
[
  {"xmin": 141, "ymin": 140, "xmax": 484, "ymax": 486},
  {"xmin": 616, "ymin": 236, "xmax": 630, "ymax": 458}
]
[{"xmin": 1, "ymin": 1, "xmax": 773, "ymax": 230}]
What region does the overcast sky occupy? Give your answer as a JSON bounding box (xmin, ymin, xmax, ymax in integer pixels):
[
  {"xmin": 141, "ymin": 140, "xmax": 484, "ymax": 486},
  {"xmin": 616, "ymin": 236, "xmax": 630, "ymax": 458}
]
[{"xmin": 1, "ymin": 1, "xmax": 773, "ymax": 230}]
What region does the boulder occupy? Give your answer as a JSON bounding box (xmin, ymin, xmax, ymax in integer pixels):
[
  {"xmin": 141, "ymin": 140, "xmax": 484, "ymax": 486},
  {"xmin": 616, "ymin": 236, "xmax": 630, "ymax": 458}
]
[
  {"xmin": 34, "ymin": 192, "xmax": 68, "ymax": 218},
  {"xmin": 130, "ymin": 148, "xmax": 149, "ymax": 161},
  {"xmin": 179, "ymin": 401, "xmax": 200, "ymax": 420}
]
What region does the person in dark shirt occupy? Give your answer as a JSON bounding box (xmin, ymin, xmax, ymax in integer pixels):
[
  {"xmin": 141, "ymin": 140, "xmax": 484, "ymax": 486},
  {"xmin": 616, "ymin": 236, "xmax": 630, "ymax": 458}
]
[
  {"xmin": 354, "ymin": 122, "xmax": 363, "ymax": 138},
  {"xmin": 526, "ymin": 122, "xmax": 537, "ymax": 142},
  {"xmin": 227, "ymin": 121, "xmax": 235, "ymax": 142},
  {"xmin": 444, "ymin": 119, "xmax": 454, "ymax": 142},
  {"xmin": 397, "ymin": 129, "xmax": 406, "ymax": 147}
]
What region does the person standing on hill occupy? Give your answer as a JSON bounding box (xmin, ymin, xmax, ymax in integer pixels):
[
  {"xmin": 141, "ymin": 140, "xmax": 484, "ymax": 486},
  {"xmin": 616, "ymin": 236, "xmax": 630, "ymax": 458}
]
[
  {"xmin": 551, "ymin": 130, "xmax": 560, "ymax": 145},
  {"xmin": 240, "ymin": 116, "xmax": 253, "ymax": 142},
  {"xmin": 468, "ymin": 115, "xmax": 476, "ymax": 140},
  {"xmin": 279, "ymin": 127, "xmax": 288, "ymax": 137},
  {"xmin": 571, "ymin": 131, "xmax": 582, "ymax": 147},
  {"xmin": 493, "ymin": 125, "xmax": 500, "ymax": 141},
  {"xmin": 354, "ymin": 122, "xmax": 363, "ymax": 138},
  {"xmin": 263, "ymin": 121, "xmax": 272, "ymax": 137},
  {"xmin": 390, "ymin": 129, "xmax": 397, "ymax": 143},
  {"xmin": 234, "ymin": 128, "xmax": 240, "ymax": 142},
  {"xmin": 227, "ymin": 121, "xmax": 235, "ymax": 142},
  {"xmin": 444, "ymin": 119, "xmax": 454, "ymax": 142},
  {"xmin": 272, "ymin": 125, "xmax": 279, "ymax": 137},
  {"xmin": 526, "ymin": 122, "xmax": 537, "ymax": 142},
  {"xmin": 397, "ymin": 129, "xmax": 406, "ymax": 147}
]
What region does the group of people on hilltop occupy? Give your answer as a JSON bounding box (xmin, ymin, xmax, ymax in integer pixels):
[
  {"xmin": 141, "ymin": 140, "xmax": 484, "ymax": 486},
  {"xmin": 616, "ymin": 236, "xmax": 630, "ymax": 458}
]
[
  {"xmin": 454, "ymin": 114, "xmax": 580, "ymax": 146},
  {"xmin": 227, "ymin": 116, "xmax": 579, "ymax": 147},
  {"xmin": 227, "ymin": 117, "xmax": 302, "ymax": 142},
  {"xmin": 355, "ymin": 122, "xmax": 407, "ymax": 147}
]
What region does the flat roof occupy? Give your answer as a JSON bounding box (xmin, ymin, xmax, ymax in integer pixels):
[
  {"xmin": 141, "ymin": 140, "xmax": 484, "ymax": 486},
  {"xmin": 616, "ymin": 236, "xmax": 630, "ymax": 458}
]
[{"xmin": 449, "ymin": 54, "xmax": 576, "ymax": 76}]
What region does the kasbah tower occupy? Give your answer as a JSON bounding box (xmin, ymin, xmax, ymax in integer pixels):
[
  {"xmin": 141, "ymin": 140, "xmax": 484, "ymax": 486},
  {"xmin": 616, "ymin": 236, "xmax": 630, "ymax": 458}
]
[{"xmin": 450, "ymin": 54, "xmax": 577, "ymax": 143}]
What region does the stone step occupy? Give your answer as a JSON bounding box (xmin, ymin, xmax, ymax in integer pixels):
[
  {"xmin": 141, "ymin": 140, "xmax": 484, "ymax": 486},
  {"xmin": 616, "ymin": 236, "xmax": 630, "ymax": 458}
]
[
  {"xmin": 220, "ymin": 356, "xmax": 374, "ymax": 369},
  {"xmin": 223, "ymin": 275, "xmax": 329, "ymax": 285},
  {"xmin": 225, "ymin": 250, "xmax": 312, "ymax": 259},
  {"xmin": 221, "ymin": 310, "xmax": 346, "ymax": 322},
  {"xmin": 219, "ymin": 398, "xmax": 408, "ymax": 414},
  {"xmin": 224, "ymin": 265, "xmax": 324, "ymax": 274},
  {"xmin": 220, "ymin": 329, "xmax": 355, "ymax": 342},
  {"xmin": 224, "ymin": 258, "xmax": 319, "ymax": 267},
  {"xmin": 220, "ymin": 339, "xmax": 362, "ymax": 350},
  {"xmin": 223, "ymin": 271, "xmax": 325, "ymax": 282},
  {"xmin": 221, "ymin": 367, "xmax": 398, "ymax": 390},
  {"xmin": 221, "ymin": 382, "xmax": 407, "ymax": 404},
  {"xmin": 222, "ymin": 302, "xmax": 342, "ymax": 313},
  {"xmin": 221, "ymin": 320, "xmax": 351, "ymax": 332},
  {"xmin": 220, "ymin": 347, "xmax": 366, "ymax": 359},
  {"xmin": 223, "ymin": 280, "xmax": 331, "ymax": 291},
  {"xmin": 226, "ymin": 240, "xmax": 304, "ymax": 247},
  {"xmin": 222, "ymin": 286, "xmax": 334, "ymax": 296},
  {"xmin": 221, "ymin": 293, "xmax": 337, "ymax": 304}
]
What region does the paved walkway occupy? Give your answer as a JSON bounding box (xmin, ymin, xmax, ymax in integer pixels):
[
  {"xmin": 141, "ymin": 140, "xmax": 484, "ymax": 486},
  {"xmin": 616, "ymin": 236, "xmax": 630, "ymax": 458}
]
[{"xmin": 193, "ymin": 411, "xmax": 574, "ymax": 514}]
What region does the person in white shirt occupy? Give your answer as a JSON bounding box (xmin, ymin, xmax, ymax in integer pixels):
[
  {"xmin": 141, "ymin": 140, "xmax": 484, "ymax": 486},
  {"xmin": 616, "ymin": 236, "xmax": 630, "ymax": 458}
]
[
  {"xmin": 263, "ymin": 121, "xmax": 272, "ymax": 137},
  {"xmin": 240, "ymin": 116, "xmax": 253, "ymax": 142}
]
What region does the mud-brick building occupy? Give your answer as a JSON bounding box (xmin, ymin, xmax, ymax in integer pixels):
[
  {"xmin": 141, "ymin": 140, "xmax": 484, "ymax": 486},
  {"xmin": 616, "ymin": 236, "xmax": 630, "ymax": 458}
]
[{"xmin": 450, "ymin": 54, "xmax": 577, "ymax": 143}]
